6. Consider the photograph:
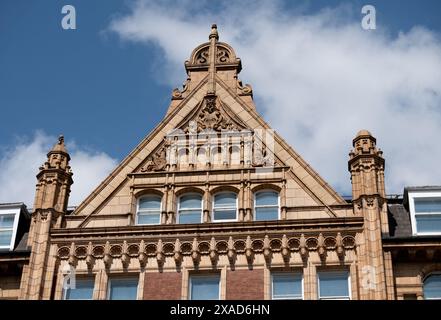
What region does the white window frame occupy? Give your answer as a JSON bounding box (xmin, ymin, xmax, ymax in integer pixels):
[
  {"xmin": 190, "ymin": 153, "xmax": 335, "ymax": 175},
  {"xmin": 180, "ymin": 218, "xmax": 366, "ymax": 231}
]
[
  {"xmin": 271, "ymin": 272, "xmax": 304, "ymax": 300},
  {"xmin": 212, "ymin": 191, "xmax": 238, "ymax": 223},
  {"xmin": 317, "ymin": 270, "xmax": 351, "ymax": 300},
  {"xmin": 0, "ymin": 206, "xmax": 21, "ymax": 251},
  {"xmin": 408, "ymin": 191, "xmax": 441, "ymax": 236},
  {"xmin": 107, "ymin": 277, "xmax": 139, "ymax": 300},
  {"xmin": 253, "ymin": 190, "xmax": 280, "ymax": 221},
  {"xmin": 62, "ymin": 277, "xmax": 95, "ymax": 300},
  {"xmin": 136, "ymin": 195, "xmax": 162, "ymax": 225},
  {"xmin": 423, "ymin": 273, "xmax": 441, "ymax": 300},
  {"xmin": 189, "ymin": 274, "xmax": 221, "ymax": 300},
  {"xmin": 177, "ymin": 193, "xmax": 203, "ymax": 224}
]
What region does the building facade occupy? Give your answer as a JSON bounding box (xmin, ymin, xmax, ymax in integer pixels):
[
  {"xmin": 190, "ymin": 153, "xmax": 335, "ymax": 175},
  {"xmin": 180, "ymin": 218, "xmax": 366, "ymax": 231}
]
[{"xmin": 5, "ymin": 25, "xmax": 441, "ymax": 300}]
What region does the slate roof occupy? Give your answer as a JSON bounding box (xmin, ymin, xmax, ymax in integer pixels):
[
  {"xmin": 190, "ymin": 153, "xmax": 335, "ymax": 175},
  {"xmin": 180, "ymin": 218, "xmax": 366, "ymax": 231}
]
[{"xmin": 387, "ymin": 202, "xmax": 412, "ymax": 238}]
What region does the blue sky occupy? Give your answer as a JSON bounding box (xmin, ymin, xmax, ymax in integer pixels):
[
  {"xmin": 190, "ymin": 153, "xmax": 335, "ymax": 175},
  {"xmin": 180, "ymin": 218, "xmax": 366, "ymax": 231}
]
[{"xmin": 1, "ymin": 0, "xmax": 441, "ymax": 205}]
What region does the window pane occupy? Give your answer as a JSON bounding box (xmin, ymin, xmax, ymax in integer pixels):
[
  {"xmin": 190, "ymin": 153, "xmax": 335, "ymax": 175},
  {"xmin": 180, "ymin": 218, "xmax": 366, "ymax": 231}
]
[
  {"xmin": 138, "ymin": 196, "xmax": 161, "ymax": 210},
  {"xmin": 415, "ymin": 198, "xmax": 441, "ymax": 213},
  {"xmin": 319, "ymin": 272, "xmax": 349, "ymax": 299},
  {"xmin": 256, "ymin": 191, "xmax": 278, "ymax": 206},
  {"xmin": 0, "ymin": 214, "xmax": 15, "ymax": 228},
  {"xmin": 424, "ymin": 275, "xmax": 441, "ymax": 299},
  {"xmin": 0, "ymin": 230, "xmax": 13, "ymax": 247},
  {"xmin": 109, "ymin": 278, "xmax": 138, "ymax": 300},
  {"xmin": 180, "ymin": 194, "xmax": 202, "ymax": 209},
  {"xmin": 179, "ymin": 210, "xmax": 201, "ymax": 224},
  {"xmin": 213, "ymin": 209, "xmax": 236, "ymax": 221},
  {"xmin": 137, "ymin": 213, "xmax": 160, "ymax": 225},
  {"xmin": 65, "ymin": 279, "xmax": 95, "ymax": 300},
  {"xmin": 255, "ymin": 207, "xmax": 278, "ymax": 221},
  {"xmin": 416, "ymin": 215, "xmax": 441, "ymax": 233},
  {"xmin": 272, "ymin": 273, "xmax": 302, "ymax": 299},
  {"xmin": 190, "ymin": 275, "xmax": 220, "ymax": 300},
  {"xmin": 214, "ymin": 193, "xmax": 236, "ymax": 207}
]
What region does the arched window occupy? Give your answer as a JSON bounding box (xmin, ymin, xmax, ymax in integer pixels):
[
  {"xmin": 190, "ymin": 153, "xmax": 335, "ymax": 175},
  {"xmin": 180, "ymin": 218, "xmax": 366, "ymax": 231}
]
[
  {"xmin": 178, "ymin": 194, "xmax": 203, "ymax": 224},
  {"xmin": 213, "ymin": 192, "xmax": 237, "ymax": 222},
  {"xmin": 254, "ymin": 190, "xmax": 279, "ymax": 221},
  {"xmin": 136, "ymin": 195, "xmax": 161, "ymax": 225},
  {"xmin": 424, "ymin": 274, "xmax": 441, "ymax": 300}
]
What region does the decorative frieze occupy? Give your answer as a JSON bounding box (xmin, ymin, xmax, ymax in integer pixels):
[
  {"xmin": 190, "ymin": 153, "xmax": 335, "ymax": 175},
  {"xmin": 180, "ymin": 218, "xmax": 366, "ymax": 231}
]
[{"xmin": 56, "ymin": 233, "xmax": 356, "ymax": 269}]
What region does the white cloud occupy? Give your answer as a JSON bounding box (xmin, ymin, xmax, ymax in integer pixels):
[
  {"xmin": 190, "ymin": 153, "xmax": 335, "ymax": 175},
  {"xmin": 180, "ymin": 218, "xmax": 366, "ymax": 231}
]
[
  {"xmin": 109, "ymin": 0, "xmax": 441, "ymax": 195},
  {"xmin": 0, "ymin": 131, "xmax": 118, "ymax": 207}
]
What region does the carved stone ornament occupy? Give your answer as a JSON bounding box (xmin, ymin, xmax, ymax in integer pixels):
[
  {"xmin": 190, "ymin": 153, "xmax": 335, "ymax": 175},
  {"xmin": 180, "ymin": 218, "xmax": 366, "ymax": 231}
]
[
  {"xmin": 236, "ymin": 78, "xmax": 253, "ymax": 96},
  {"xmin": 185, "ymin": 95, "xmax": 239, "ymax": 133},
  {"xmin": 57, "ymin": 233, "xmax": 357, "ymax": 268},
  {"xmin": 140, "ymin": 145, "xmax": 167, "ymax": 172},
  {"xmin": 172, "ymin": 77, "xmax": 190, "ymax": 99}
]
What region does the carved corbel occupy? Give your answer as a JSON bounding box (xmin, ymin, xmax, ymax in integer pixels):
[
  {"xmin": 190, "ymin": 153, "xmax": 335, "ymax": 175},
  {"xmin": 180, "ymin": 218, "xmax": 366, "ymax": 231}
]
[
  {"xmin": 121, "ymin": 241, "xmax": 130, "ymax": 269},
  {"xmin": 245, "ymin": 236, "xmax": 254, "ymax": 264},
  {"xmin": 263, "ymin": 235, "xmax": 272, "ymax": 264},
  {"xmin": 68, "ymin": 242, "xmax": 77, "ymax": 267},
  {"xmin": 318, "ymin": 233, "xmax": 326, "ymax": 261},
  {"xmin": 174, "ymin": 239, "xmax": 183, "ymax": 266},
  {"xmin": 209, "ymin": 237, "xmax": 218, "ymax": 266},
  {"xmin": 85, "ymin": 242, "xmax": 95, "ymax": 269},
  {"xmin": 227, "ymin": 236, "xmax": 236, "ymax": 265},
  {"xmin": 191, "ymin": 238, "xmax": 200, "ymax": 266},
  {"xmin": 138, "ymin": 240, "xmax": 148, "ymax": 268},
  {"xmin": 103, "ymin": 241, "xmax": 113, "ymax": 269},
  {"xmin": 156, "ymin": 239, "xmax": 165, "ymax": 268},
  {"xmin": 281, "ymin": 235, "xmax": 290, "ymax": 262},
  {"xmin": 299, "ymin": 234, "xmax": 308, "ymax": 261},
  {"xmin": 336, "ymin": 233, "xmax": 345, "ymax": 259}
]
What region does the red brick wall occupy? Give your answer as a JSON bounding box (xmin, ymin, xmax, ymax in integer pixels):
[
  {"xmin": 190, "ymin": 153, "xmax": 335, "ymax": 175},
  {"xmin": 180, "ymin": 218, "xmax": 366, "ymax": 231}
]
[
  {"xmin": 143, "ymin": 272, "xmax": 182, "ymax": 300},
  {"xmin": 226, "ymin": 269, "xmax": 264, "ymax": 300}
]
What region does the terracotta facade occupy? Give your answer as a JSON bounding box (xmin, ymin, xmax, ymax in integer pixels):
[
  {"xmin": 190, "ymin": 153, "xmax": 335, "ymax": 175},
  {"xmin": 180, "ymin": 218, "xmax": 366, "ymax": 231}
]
[{"xmin": 2, "ymin": 25, "xmax": 440, "ymax": 300}]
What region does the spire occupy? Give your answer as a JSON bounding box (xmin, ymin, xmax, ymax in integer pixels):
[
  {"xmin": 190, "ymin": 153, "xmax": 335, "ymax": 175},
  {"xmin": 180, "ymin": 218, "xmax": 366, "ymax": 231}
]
[{"xmin": 207, "ymin": 24, "xmax": 218, "ymax": 95}]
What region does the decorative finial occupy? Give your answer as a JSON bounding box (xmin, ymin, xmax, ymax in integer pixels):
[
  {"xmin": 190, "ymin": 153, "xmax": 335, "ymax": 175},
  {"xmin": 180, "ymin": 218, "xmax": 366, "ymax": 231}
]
[
  {"xmin": 48, "ymin": 134, "xmax": 69, "ymax": 156},
  {"xmin": 209, "ymin": 24, "xmax": 219, "ymax": 40}
]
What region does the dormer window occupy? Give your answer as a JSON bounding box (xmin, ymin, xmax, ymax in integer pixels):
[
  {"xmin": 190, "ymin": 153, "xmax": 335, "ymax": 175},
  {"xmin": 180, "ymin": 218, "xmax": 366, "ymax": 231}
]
[
  {"xmin": 0, "ymin": 204, "xmax": 25, "ymax": 251},
  {"xmin": 0, "ymin": 214, "xmax": 15, "ymax": 249},
  {"xmin": 408, "ymin": 189, "xmax": 441, "ymax": 236}
]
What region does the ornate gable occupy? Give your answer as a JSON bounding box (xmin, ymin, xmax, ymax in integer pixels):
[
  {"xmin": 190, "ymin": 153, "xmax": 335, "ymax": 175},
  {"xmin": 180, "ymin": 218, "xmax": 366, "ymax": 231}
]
[{"xmin": 70, "ymin": 25, "xmax": 346, "ymax": 228}]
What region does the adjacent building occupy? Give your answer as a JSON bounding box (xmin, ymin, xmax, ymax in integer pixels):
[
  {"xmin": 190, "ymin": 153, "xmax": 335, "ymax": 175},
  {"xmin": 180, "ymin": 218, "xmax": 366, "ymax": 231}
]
[{"xmin": 1, "ymin": 25, "xmax": 440, "ymax": 300}]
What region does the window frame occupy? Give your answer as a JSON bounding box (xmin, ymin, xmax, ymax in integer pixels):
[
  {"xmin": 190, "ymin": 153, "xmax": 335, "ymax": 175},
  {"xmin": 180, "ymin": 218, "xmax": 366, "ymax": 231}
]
[
  {"xmin": 106, "ymin": 276, "xmax": 140, "ymax": 300},
  {"xmin": 317, "ymin": 270, "xmax": 351, "ymax": 300},
  {"xmin": 212, "ymin": 191, "xmax": 238, "ymax": 223},
  {"xmin": 189, "ymin": 274, "xmax": 221, "ymax": 300},
  {"xmin": 423, "ymin": 273, "xmax": 441, "ymax": 300},
  {"xmin": 253, "ymin": 190, "xmax": 280, "ymax": 221},
  {"xmin": 271, "ymin": 272, "xmax": 304, "ymax": 300},
  {"xmin": 0, "ymin": 206, "xmax": 21, "ymax": 251},
  {"xmin": 177, "ymin": 193, "xmax": 204, "ymax": 224},
  {"xmin": 408, "ymin": 191, "xmax": 441, "ymax": 236},
  {"xmin": 136, "ymin": 195, "xmax": 162, "ymax": 226},
  {"xmin": 62, "ymin": 277, "xmax": 95, "ymax": 300}
]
